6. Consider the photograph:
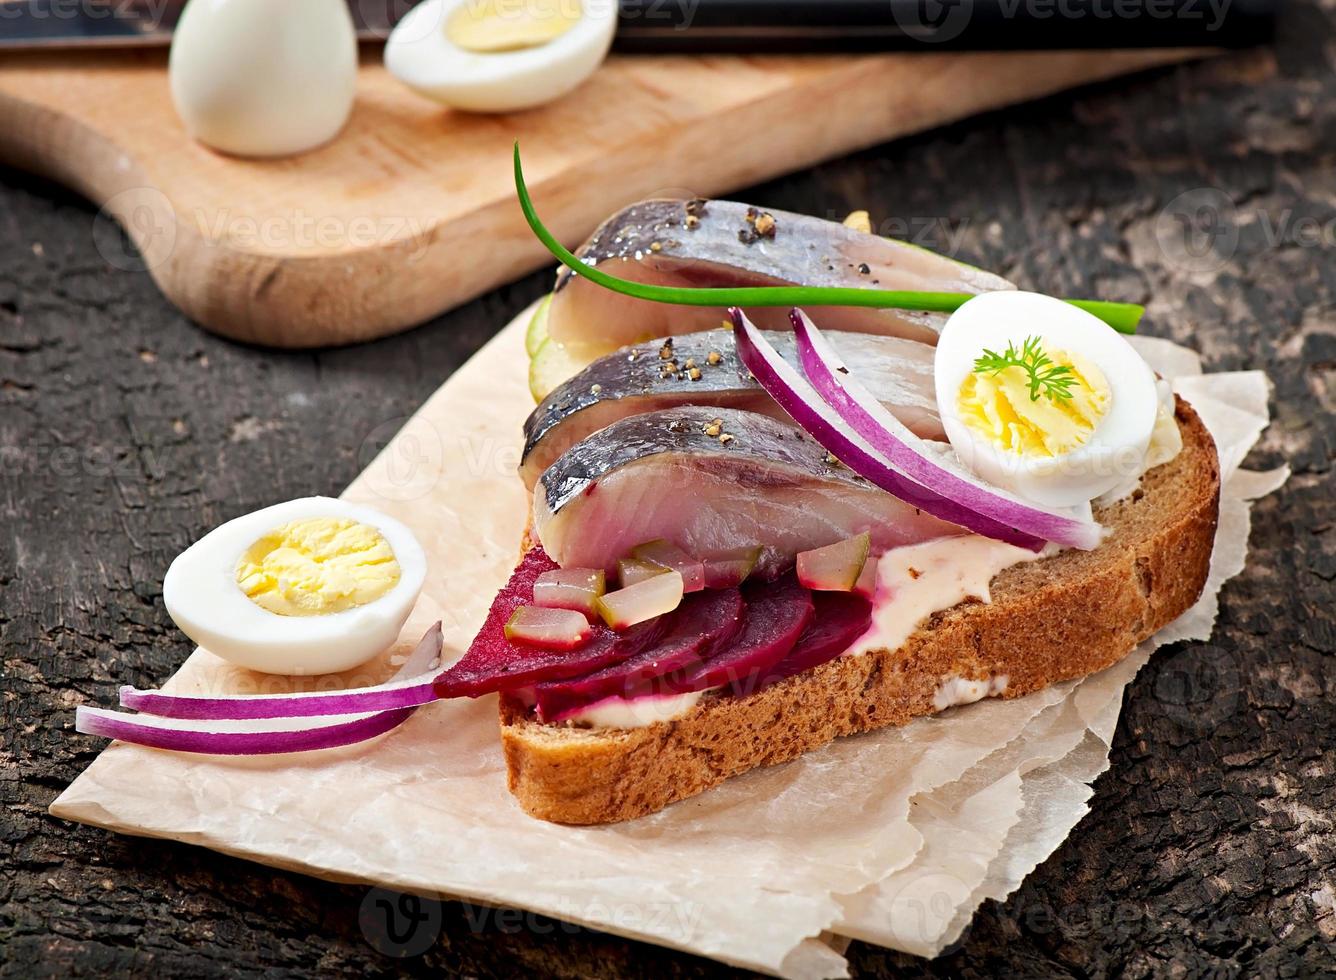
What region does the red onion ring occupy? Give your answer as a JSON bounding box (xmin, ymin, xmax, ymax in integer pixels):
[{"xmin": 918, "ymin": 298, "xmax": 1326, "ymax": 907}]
[
  {"xmin": 75, "ymin": 704, "xmax": 415, "ymax": 755},
  {"xmin": 729, "ymin": 308, "xmax": 1048, "ymax": 550},
  {"xmin": 787, "ymin": 309, "xmax": 1103, "ymax": 550},
  {"xmin": 116, "ymin": 623, "xmax": 445, "ymax": 721}
]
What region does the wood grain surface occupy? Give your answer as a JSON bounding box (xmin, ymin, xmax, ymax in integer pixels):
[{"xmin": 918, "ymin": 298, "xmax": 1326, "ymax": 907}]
[
  {"xmin": 4, "ymin": 3, "xmax": 1335, "ymax": 977},
  {"xmin": 0, "ymin": 45, "xmax": 1193, "ymax": 348}
]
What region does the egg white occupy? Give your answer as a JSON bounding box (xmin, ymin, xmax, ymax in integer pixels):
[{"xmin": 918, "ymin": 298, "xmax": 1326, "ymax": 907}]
[
  {"xmin": 935, "ymin": 291, "xmax": 1159, "ymax": 509},
  {"xmin": 162, "ymin": 497, "xmax": 427, "ymax": 675},
  {"xmin": 385, "ymin": 0, "xmax": 616, "ymax": 113}
]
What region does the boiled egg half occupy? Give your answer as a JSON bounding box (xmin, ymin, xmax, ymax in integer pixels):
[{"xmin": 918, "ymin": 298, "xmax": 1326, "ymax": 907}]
[
  {"xmin": 385, "ymin": 0, "xmax": 616, "ymax": 113},
  {"xmin": 163, "ymin": 497, "xmax": 427, "ymax": 675},
  {"xmin": 935, "ymin": 291, "xmax": 1159, "ymax": 509}
]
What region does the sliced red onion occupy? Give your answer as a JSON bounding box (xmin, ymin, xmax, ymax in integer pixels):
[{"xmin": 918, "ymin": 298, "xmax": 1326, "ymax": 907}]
[
  {"xmin": 729, "ymin": 308, "xmax": 1047, "ymax": 550},
  {"xmin": 118, "ymin": 622, "xmax": 444, "ymax": 721},
  {"xmin": 787, "ymin": 309, "xmax": 1103, "ymax": 550},
  {"xmin": 75, "ymin": 704, "xmax": 415, "ymax": 755}
]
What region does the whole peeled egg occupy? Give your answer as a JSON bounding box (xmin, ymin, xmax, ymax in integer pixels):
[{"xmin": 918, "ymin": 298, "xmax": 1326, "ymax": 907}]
[
  {"xmin": 385, "ymin": 0, "xmax": 617, "ymax": 113},
  {"xmin": 169, "ymin": 0, "xmax": 357, "ymax": 157},
  {"xmin": 935, "ymin": 291, "xmax": 1159, "ymax": 509},
  {"xmin": 163, "ymin": 498, "xmax": 427, "ymax": 674}
]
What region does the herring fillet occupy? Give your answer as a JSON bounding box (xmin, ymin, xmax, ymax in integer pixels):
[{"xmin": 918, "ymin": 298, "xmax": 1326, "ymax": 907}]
[
  {"xmin": 533, "ymin": 407, "xmax": 964, "ymax": 578},
  {"xmin": 520, "ymin": 328, "xmax": 945, "ymax": 489},
  {"xmin": 545, "ymin": 198, "xmax": 1013, "ymax": 354}
]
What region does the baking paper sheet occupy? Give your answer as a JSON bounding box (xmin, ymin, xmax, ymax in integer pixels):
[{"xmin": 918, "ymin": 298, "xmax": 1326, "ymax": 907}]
[{"xmin": 50, "ymin": 312, "xmax": 1285, "ymax": 977}]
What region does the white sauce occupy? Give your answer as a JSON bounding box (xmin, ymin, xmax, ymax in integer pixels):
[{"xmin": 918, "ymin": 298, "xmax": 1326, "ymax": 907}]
[
  {"xmin": 933, "ymin": 674, "xmax": 1010, "ymax": 711},
  {"xmin": 847, "ymin": 535, "xmax": 1045, "ymax": 657},
  {"xmin": 563, "ymin": 689, "xmax": 706, "ymax": 728},
  {"xmin": 566, "ymin": 534, "xmax": 1040, "ymax": 730}
]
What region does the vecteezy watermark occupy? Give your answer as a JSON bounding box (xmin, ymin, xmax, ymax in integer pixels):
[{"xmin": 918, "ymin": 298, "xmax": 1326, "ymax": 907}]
[
  {"xmin": 0, "ymin": 0, "xmax": 175, "ymax": 27},
  {"xmin": 350, "ymin": 0, "xmax": 420, "ymax": 39},
  {"xmin": 355, "ymin": 415, "xmax": 445, "ymax": 504},
  {"xmin": 875, "ymin": 869, "xmax": 974, "ymax": 953},
  {"xmin": 459, "ymin": 897, "xmax": 704, "ymax": 941},
  {"xmin": 368, "ymin": 0, "xmax": 623, "ymax": 43},
  {"xmin": 357, "ymin": 889, "xmax": 704, "ymax": 959},
  {"xmin": 359, "ymin": 887, "xmax": 444, "ymax": 958},
  {"xmin": 1154, "ymin": 187, "xmax": 1240, "ymax": 276},
  {"xmin": 616, "ymin": 0, "xmax": 704, "ymax": 29},
  {"xmin": 1149, "ymin": 643, "xmax": 1242, "ymax": 733},
  {"xmin": 827, "ymin": 212, "xmax": 974, "ymax": 260},
  {"xmin": 92, "ymin": 188, "xmax": 434, "ymax": 274},
  {"xmin": 890, "ymin": 0, "xmax": 976, "ymax": 43},
  {"xmin": 889, "ymin": 0, "xmax": 1234, "ymax": 43},
  {"xmin": 93, "ymin": 186, "xmax": 178, "ymax": 274},
  {"xmin": 1154, "ymin": 186, "xmax": 1336, "ymax": 275},
  {"xmin": 0, "ymin": 439, "xmax": 173, "ymax": 484},
  {"xmin": 192, "ymin": 208, "xmax": 433, "ymax": 260}
]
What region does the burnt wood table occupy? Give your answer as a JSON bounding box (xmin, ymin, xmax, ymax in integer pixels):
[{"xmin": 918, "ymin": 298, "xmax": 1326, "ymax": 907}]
[{"xmin": 4, "ymin": 5, "xmax": 1335, "ymax": 976}]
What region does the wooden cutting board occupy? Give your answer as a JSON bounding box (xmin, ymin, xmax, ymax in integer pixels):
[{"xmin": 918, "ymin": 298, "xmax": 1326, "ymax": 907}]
[{"xmin": 0, "ymin": 46, "xmax": 1194, "ymax": 348}]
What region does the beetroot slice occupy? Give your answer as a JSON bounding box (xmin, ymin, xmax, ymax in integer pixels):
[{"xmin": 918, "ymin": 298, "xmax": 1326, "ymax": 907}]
[
  {"xmin": 436, "ymin": 548, "xmax": 668, "ymax": 698},
  {"xmin": 655, "ymin": 577, "xmax": 813, "ymax": 695},
  {"xmin": 534, "ymin": 588, "xmax": 745, "ymax": 722},
  {"xmin": 730, "ymin": 591, "xmax": 873, "ymax": 696}
]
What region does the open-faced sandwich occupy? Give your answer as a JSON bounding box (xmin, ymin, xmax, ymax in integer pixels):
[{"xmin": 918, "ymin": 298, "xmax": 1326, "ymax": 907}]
[
  {"xmin": 440, "ymin": 177, "xmax": 1220, "ymax": 825},
  {"xmin": 78, "ymin": 153, "xmax": 1219, "ymax": 829}
]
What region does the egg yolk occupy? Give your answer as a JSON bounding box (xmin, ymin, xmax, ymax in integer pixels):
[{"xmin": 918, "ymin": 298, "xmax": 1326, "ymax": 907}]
[
  {"xmin": 235, "ymin": 518, "xmax": 400, "ymax": 617},
  {"xmin": 446, "ymin": 0, "xmax": 581, "ymax": 53},
  {"xmin": 957, "ymin": 346, "xmax": 1111, "ymax": 457}
]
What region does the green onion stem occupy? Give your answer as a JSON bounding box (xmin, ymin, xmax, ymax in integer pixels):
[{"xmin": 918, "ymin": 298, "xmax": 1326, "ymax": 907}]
[{"xmin": 513, "ymin": 143, "xmax": 1142, "ymax": 335}]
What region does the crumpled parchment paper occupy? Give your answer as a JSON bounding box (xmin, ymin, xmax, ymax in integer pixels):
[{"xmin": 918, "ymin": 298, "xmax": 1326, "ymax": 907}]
[{"xmin": 50, "ymin": 311, "xmax": 1286, "ymax": 978}]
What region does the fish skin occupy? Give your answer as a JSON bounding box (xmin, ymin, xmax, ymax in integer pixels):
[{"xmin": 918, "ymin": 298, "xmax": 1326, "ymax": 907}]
[
  {"xmin": 546, "ymin": 198, "xmax": 1013, "ymax": 354},
  {"xmin": 533, "ymin": 406, "xmax": 964, "ymax": 578},
  {"xmin": 520, "ymin": 328, "xmax": 944, "ymax": 489}
]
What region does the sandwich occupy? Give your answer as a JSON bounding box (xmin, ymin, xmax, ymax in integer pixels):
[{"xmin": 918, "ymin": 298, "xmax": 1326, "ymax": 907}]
[
  {"xmin": 436, "ymin": 194, "xmax": 1221, "ymax": 825},
  {"xmin": 74, "ymin": 166, "xmax": 1219, "ymax": 829}
]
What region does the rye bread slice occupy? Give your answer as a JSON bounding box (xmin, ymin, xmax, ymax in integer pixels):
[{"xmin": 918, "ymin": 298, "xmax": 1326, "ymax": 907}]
[{"xmin": 501, "ymin": 397, "xmax": 1221, "ymax": 825}]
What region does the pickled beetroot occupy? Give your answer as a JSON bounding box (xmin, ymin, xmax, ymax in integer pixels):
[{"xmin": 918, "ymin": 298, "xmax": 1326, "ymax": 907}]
[
  {"xmin": 730, "ymin": 591, "xmax": 872, "ymax": 696},
  {"xmin": 436, "ymin": 548, "xmax": 669, "ymax": 697},
  {"xmin": 534, "ymin": 588, "xmax": 745, "ymax": 722},
  {"xmin": 658, "ymin": 577, "xmax": 813, "ymax": 694}
]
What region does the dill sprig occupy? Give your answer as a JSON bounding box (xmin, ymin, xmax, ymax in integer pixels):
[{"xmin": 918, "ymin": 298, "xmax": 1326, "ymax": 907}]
[
  {"xmin": 512, "ymin": 143, "xmax": 1143, "ymax": 335},
  {"xmin": 973, "ymin": 336, "xmax": 1078, "ymax": 403}
]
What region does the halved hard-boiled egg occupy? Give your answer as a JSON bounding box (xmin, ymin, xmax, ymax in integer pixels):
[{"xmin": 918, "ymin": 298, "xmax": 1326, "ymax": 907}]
[
  {"xmin": 385, "ymin": 0, "xmax": 617, "ymax": 113},
  {"xmin": 935, "ymin": 291, "xmax": 1159, "ymax": 509},
  {"xmin": 163, "ymin": 498, "xmax": 427, "ymax": 675}
]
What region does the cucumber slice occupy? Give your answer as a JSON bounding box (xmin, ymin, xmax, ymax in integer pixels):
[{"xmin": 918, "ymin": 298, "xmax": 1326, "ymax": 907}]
[
  {"xmin": 525, "ymin": 293, "xmax": 554, "ymax": 358},
  {"xmin": 528, "ymin": 336, "xmax": 587, "ymax": 403}
]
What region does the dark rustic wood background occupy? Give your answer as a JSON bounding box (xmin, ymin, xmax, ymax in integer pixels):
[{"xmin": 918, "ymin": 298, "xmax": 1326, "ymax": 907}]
[{"xmin": 4, "ymin": 3, "xmax": 1335, "ymax": 975}]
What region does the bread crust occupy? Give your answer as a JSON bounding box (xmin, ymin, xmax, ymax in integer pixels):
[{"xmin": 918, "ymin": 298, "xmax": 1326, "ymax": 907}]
[{"xmin": 501, "ymin": 398, "xmax": 1221, "ymax": 825}]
